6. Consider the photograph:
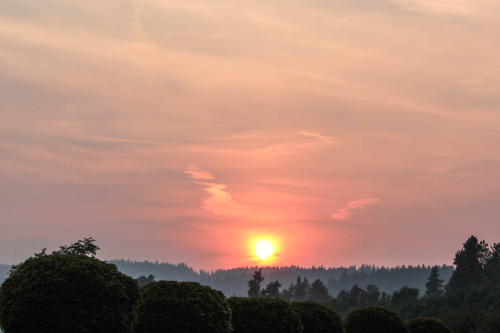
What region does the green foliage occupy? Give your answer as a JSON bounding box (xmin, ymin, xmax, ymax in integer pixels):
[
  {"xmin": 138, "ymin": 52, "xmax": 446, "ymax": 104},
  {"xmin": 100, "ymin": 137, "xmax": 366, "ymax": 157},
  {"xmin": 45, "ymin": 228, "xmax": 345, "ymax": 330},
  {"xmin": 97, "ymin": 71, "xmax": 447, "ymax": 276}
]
[
  {"xmin": 345, "ymin": 306, "xmax": 409, "ymax": 333},
  {"xmin": 136, "ymin": 281, "xmax": 231, "ymax": 333},
  {"xmin": 0, "ymin": 251, "xmax": 139, "ymax": 333},
  {"xmin": 291, "ymin": 301, "xmax": 344, "ymax": 333},
  {"xmin": 406, "ymin": 317, "xmax": 452, "ymax": 333},
  {"xmin": 247, "ymin": 268, "xmax": 264, "ymax": 297},
  {"xmin": 228, "ymin": 297, "xmax": 302, "ymax": 333}
]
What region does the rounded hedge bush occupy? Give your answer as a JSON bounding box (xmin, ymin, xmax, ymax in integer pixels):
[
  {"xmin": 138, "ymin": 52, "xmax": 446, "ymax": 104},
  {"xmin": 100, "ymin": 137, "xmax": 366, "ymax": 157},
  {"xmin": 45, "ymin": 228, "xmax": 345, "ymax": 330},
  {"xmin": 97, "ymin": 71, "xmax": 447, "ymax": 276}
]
[
  {"xmin": 228, "ymin": 297, "xmax": 302, "ymax": 333},
  {"xmin": 406, "ymin": 317, "xmax": 453, "ymax": 333},
  {"xmin": 135, "ymin": 281, "xmax": 231, "ymax": 333},
  {"xmin": 291, "ymin": 301, "xmax": 344, "ymax": 333},
  {"xmin": 0, "ymin": 253, "xmax": 140, "ymax": 333},
  {"xmin": 345, "ymin": 306, "xmax": 409, "ymax": 333}
]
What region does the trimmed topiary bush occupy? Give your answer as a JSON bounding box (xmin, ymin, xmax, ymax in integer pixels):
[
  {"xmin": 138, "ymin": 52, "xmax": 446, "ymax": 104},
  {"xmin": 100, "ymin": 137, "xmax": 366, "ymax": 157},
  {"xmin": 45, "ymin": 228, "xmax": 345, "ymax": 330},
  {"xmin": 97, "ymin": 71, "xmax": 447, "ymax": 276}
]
[
  {"xmin": 135, "ymin": 281, "xmax": 231, "ymax": 333},
  {"xmin": 291, "ymin": 301, "xmax": 344, "ymax": 333},
  {"xmin": 0, "ymin": 252, "xmax": 140, "ymax": 333},
  {"xmin": 345, "ymin": 306, "xmax": 409, "ymax": 333},
  {"xmin": 228, "ymin": 297, "xmax": 303, "ymax": 333},
  {"xmin": 406, "ymin": 317, "xmax": 453, "ymax": 333}
]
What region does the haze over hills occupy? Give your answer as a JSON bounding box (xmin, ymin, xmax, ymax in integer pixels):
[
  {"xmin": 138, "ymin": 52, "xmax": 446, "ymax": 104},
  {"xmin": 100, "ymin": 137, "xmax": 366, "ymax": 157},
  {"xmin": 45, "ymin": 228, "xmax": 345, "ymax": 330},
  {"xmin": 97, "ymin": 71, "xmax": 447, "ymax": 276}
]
[
  {"xmin": 0, "ymin": 260, "xmax": 453, "ymax": 297},
  {"xmin": 108, "ymin": 260, "xmax": 455, "ymax": 296}
]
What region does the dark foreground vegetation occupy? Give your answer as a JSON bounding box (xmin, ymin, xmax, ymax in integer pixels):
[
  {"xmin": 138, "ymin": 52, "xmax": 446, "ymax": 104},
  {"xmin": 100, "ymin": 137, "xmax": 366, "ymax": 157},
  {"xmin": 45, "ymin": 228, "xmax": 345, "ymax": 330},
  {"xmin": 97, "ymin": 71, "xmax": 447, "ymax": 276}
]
[{"xmin": 0, "ymin": 235, "xmax": 498, "ymax": 332}]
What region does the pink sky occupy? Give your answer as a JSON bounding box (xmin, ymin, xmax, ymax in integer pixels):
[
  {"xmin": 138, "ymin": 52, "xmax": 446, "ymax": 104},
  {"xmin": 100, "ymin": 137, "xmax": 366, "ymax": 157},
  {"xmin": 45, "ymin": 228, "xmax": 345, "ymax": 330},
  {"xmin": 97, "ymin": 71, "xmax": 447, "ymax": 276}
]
[{"xmin": 1, "ymin": 0, "xmax": 500, "ymax": 269}]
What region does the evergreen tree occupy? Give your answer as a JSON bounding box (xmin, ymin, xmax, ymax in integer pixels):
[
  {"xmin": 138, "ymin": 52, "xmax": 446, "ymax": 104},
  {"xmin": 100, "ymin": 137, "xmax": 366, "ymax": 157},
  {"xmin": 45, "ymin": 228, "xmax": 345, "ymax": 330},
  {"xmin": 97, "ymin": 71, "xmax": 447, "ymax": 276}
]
[
  {"xmin": 294, "ymin": 276, "xmax": 310, "ymax": 301},
  {"xmin": 247, "ymin": 268, "xmax": 264, "ymax": 297},
  {"xmin": 309, "ymin": 279, "xmax": 330, "ymax": 303},
  {"xmin": 446, "ymin": 235, "xmax": 488, "ymax": 293},
  {"xmin": 261, "ymin": 280, "xmax": 282, "ymax": 297},
  {"xmin": 425, "ymin": 266, "xmax": 444, "ymax": 297},
  {"xmin": 485, "ymin": 243, "xmax": 500, "ymax": 280}
]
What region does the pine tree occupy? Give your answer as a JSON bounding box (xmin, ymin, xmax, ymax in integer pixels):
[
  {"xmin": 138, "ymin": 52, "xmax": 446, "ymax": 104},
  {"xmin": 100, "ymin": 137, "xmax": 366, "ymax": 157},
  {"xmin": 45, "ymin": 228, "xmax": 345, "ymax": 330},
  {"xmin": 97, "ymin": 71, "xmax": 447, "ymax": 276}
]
[
  {"xmin": 261, "ymin": 280, "xmax": 282, "ymax": 297},
  {"xmin": 309, "ymin": 279, "xmax": 330, "ymax": 303},
  {"xmin": 425, "ymin": 266, "xmax": 444, "ymax": 297},
  {"xmin": 247, "ymin": 268, "xmax": 264, "ymax": 297},
  {"xmin": 447, "ymin": 235, "xmax": 489, "ymax": 293}
]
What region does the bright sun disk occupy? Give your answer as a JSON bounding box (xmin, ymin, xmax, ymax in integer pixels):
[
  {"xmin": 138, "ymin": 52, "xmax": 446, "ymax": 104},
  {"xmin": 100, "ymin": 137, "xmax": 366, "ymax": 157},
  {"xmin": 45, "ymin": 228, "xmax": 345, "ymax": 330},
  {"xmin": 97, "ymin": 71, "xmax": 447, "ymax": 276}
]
[{"xmin": 256, "ymin": 240, "xmax": 274, "ymax": 260}]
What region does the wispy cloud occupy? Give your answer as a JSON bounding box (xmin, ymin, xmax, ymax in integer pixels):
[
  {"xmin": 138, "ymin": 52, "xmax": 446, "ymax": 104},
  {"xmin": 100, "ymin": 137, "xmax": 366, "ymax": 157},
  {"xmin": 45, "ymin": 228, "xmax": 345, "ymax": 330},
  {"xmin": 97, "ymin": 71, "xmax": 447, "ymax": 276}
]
[
  {"xmin": 299, "ymin": 131, "xmax": 338, "ymax": 145},
  {"xmin": 331, "ymin": 197, "xmax": 380, "ymax": 220},
  {"xmin": 184, "ymin": 165, "xmax": 215, "ymax": 180},
  {"xmin": 185, "ymin": 165, "xmax": 248, "ymax": 217}
]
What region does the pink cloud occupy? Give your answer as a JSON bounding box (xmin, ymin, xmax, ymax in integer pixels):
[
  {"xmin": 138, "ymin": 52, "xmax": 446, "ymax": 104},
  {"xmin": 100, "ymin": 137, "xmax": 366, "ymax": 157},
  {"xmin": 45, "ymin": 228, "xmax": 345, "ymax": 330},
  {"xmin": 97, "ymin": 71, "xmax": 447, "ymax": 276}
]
[
  {"xmin": 185, "ymin": 166, "xmax": 248, "ymax": 217},
  {"xmin": 331, "ymin": 197, "xmax": 380, "ymax": 220},
  {"xmin": 184, "ymin": 165, "xmax": 215, "ymax": 180}
]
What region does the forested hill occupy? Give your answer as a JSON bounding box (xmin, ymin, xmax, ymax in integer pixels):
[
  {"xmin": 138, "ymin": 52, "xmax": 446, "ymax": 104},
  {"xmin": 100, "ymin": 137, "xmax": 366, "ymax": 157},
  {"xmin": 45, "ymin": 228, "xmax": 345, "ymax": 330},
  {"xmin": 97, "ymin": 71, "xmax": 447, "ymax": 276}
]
[{"xmin": 110, "ymin": 260, "xmax": 454, "ymax": 297}]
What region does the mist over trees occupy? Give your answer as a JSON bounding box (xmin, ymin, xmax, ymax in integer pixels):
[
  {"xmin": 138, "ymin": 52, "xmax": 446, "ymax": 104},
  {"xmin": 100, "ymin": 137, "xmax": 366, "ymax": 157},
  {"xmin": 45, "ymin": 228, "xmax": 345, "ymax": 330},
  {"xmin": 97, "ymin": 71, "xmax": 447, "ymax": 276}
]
[{"xmin": 108, "ymin": 260, "xmax": 453, "ymax": 298}]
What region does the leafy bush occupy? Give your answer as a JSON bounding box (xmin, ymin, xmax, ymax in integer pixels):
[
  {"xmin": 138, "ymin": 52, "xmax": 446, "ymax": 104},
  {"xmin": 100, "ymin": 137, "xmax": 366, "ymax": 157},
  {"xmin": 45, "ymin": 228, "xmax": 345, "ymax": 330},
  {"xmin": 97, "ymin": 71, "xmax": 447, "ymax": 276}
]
[
  {"xmin": 291, "ymin": 301, "xmax": 344, "ymax": 333},
  {"xmin": 406, "ymin": 317, "xmax": 452, "ymax": 333},
  {"xmin": 228, "ymin": 297, "xmax": 302, "ymax": 333},
  {"xmin": 345, "ymin": 306, "xmax": 409, "ymax": 333},
  {"xmin": 0, "ymin": 253, "xmax": 140, "ymax": 333},
  {"xmin": 135, "ymin": 281, "xmax": 231, "ymax": 333}
]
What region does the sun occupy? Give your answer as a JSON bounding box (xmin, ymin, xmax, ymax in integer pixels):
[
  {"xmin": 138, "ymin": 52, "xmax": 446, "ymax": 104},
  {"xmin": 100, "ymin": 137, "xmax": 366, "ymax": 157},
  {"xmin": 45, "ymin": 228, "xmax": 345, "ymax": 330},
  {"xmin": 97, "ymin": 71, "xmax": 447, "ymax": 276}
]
[{"xmin": 256, "ymin": 240, "xmax": 274, "ymax": 260}]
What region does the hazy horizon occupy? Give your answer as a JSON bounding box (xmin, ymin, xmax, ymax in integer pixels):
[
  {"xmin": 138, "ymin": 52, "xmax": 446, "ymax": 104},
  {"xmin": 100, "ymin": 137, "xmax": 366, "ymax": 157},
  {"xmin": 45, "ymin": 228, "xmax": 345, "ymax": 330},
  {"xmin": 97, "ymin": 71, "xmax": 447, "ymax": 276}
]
[{"xmin": 1, "ymin": 0, "xmax": 499, "ymax": 270}]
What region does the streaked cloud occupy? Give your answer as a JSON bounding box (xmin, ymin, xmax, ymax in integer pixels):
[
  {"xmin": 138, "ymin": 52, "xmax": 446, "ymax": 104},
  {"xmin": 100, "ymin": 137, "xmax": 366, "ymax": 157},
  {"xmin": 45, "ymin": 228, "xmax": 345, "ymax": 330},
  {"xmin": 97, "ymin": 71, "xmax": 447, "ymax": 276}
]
[
  {"xmin": 299, "ymin": 131, "xmax": 338, "ymax": 146},
  {"xmin": 331, "ymin": 197, "xmax": 381, "ymax": 220},
  {"xmin": 0, "ymin": 0, "xmax": 499, "ymax": 269},
  {"xmin": 184, "ymin": 165, "xmax": 215, "ymax": 180},
  {"xmin": 185, "ymin": 166, "xmax": 248, "ymax": 217}
]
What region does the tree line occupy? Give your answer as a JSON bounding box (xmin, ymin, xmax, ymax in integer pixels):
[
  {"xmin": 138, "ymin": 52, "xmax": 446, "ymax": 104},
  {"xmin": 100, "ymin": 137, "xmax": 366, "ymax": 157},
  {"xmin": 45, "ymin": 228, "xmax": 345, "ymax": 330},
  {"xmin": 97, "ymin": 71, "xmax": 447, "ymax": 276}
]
[
  {"xmin": 0, "ymin": 238, "xmax": 452, "ymax": 333},
  {"xmin": 0, "ymin": 235, "xmax": 498, "ymax": 332},
  {"xmin": 244, "ymin": 235, "xmax": 500, "ymax": 333}
]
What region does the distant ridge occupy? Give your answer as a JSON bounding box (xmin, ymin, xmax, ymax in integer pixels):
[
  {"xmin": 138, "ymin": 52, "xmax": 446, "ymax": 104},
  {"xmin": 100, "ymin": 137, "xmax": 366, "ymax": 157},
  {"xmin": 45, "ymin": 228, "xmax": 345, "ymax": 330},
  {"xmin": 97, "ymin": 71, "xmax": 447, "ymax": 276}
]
[{"xmin": 109, "ymin": 260, "xmax": 454, "ymax": 297}]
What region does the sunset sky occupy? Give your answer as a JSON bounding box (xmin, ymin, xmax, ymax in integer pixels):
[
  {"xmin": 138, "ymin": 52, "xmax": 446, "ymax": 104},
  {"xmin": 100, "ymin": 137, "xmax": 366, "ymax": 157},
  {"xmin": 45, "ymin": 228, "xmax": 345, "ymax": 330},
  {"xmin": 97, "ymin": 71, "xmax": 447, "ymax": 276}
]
[{"xmin": 1, "ymin": 0, "xmax": 500, "ymax": 269}]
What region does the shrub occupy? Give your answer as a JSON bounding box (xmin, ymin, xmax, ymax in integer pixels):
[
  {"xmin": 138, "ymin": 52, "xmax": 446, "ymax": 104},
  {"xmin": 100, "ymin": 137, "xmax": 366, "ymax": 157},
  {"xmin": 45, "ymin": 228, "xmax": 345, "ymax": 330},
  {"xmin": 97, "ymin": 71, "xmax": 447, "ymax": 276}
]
[
  {"xmin": 406, "ymin": 317, "xmax": 452, "ymax": 333},
  {"xmin": 0, "ymin": 253, "xmax": 140, "ymax": 333},
  {"xmin": 291, "ymin": 301, "xmax": 344, "ymax": 333},
  {"xmin": 228, "ymin": 297, "xmax": 302, "ymax": 333},
  {"xmin": 345, "ymin": 306, "xmax": 409, "ymax": 333},
  {"xmin": 135, "ymin": 281, "xmax": 231, "ymax": 333}
]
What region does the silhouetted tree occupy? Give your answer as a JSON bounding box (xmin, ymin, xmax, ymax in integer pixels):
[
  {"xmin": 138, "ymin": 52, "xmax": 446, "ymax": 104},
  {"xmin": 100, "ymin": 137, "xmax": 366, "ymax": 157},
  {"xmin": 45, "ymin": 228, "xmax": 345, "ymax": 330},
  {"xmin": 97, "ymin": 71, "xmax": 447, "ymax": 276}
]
[
  {"xmin": 391, "ymin": 286, "xmax": 420, "ymax": 319},
  {"xmin": 291, "ymin": 301, "xmax": 343, "ymax": 333},
  {"xmin": 247, "ymin": 268, "xmax": 264, "ymax": 297},
  {"xmin": 136, "ymin": 281, "xmax": 231, "ymax": 333},
  {"xmin": 345, "ymin": 306, "xmax": 408, "ymax": 333},
  {"xmin": 55, "ymin": 237, "xmax": 100, "ymax": 257},
  {"xmin": 228, "ymin": 297, "xmax": 302, "ymax": 333},
  {"xmin": 261, "ymin": 280, "xmax": 282, "ymax": 297},
  {"xmin": 425, "ymin": 266, "xmax": 444, "ymax": 297},
  {"xmin": 485, "ymin": 243, "xmax": 500, "ymax": 280},
  {"xmin": 0, "ymin": 239, "xmax": 140, "ymax": 333},
  {"xmin": 406, "ymin": 317, "xmax": 452, "ymax": 333},
  {"xmin": 446, "ymin": 235, "xmax": 488, "ymax": 293},
  {"xmin": 309, "ymin": 279, "xmax": 330, "ymax": 303}
]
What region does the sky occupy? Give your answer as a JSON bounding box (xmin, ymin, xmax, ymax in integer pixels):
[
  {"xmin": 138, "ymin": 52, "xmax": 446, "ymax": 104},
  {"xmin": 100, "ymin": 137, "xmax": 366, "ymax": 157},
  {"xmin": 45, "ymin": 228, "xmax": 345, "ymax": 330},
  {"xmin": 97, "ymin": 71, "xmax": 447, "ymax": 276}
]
[{"xmin": 1, "ymin": 0, "xmax": 500, "ymax": 270}]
